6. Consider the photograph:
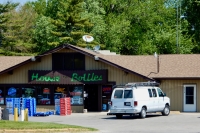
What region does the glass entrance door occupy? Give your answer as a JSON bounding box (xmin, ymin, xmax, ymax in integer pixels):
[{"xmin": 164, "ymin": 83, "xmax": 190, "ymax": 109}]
[{"xmin": 102, "ymin": 85, "xmax": 112, "ymax": 111}]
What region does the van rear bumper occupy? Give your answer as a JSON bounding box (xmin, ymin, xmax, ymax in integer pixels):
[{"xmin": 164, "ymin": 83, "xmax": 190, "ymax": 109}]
[
  {"xmin": 107, "ymin": 109, "xmax": 140, "ymax": 115},
  {"xmin": 107, "ymin": 112, "xmax": 138, "ymax": 115}
]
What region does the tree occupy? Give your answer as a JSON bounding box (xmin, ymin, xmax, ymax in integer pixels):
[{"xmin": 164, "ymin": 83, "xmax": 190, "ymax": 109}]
[
  {"xmin": 182, "ymin": 0, "xmax": 200, "ymax": 53},
  {"xmin": 0, "ymin": 2, "xmax": 18, "ymax": 50},
  {"xmin": 1, "ymin": 3, "xmax": 38, "ymax": 55},
  {"xmin": 46, "ymin": 0, "xmax": 93, "ymax": 47},
  {"xmin": 81, "ymin": 0, "xmax": 107, "ymax": 49},
  {"xmin": 32, "ymin": 15, "xmax": 57, "ymax": 53}
]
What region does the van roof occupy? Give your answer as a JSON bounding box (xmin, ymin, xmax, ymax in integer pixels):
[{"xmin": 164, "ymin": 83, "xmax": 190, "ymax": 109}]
[{"xmin": 113, "ymin": 82, "xmax": 159, "ymax": 89}]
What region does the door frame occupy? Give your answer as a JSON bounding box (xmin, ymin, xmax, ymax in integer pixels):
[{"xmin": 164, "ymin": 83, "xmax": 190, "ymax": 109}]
[{"xmin": 183, "ymin": 84, "xmax": 196, "ymax": 112}]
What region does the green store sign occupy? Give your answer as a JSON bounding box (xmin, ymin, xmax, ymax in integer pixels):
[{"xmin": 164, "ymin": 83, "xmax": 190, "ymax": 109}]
[
  {"xmin": 71, "ymin": 73, "xmax": 102, "ymax": 82},
  {"xmin": 31, "ymin": 73, "xmax": 60, "ymax": 82},
  {"xmin": 29, "ymin": 70, "xmax": 107, "ymax": 84}
]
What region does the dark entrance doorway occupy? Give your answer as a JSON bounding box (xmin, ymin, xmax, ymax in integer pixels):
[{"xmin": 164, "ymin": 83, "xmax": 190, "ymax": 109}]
[
  {"xmin": 102, "ymin": 85, "xmax": 112, "ymax": 111},
  {"xmin": 84, "ymin": 85, "xmax": 99, "ymax": 111}
]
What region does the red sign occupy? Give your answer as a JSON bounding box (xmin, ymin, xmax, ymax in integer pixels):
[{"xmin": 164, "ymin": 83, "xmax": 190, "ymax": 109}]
[
  {"xmin": 102, "ymin": 87, "xmax": 111, "ymax": 92},
  {"xmin": 43, "ymin": 88, "xmax": 50, "ymax": 94}
]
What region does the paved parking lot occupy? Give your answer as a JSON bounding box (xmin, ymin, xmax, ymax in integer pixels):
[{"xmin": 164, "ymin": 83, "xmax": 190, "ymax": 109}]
[{"xmin": 9, "ymin": 112, "xmax": 200, "ymax": 133}]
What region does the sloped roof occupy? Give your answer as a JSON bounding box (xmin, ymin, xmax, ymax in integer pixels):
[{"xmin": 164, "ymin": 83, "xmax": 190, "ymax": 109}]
[
  {"xmin": 67, "ymin": 44, "xmax": 200, "ymax": 79},
  {"xmin": 0, "ymin": 56, "xmax": 31, "ymax": 72},
  {"xmin": 0, "ymin": 44, "xmax": 200, "ymax": 80},
  {"xmin": 149, "ymin": 54, "xmax": 200, "ymax": 78}
]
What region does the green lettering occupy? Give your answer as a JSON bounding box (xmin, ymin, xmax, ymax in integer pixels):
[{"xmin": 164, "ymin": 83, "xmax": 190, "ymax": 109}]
[
  {"xmin": 99, "ymin": 76, "xmax": 102, "ymax": 80},
  {"xmin": 94, "ymin": 75, "xmax": 99, "ymax": 81},
  {"xmin": 56, "ymin": 77, "xmax": 60, "ymax": 81},
  {"xmin": 71, "ymin": 73, "xmax": 78, "ymax": 81},
  {"xmin": 91, "ymin": 73, "xmax": 95, "ymax": 81},
  {"xmin": 71, "ymin": 72, "xmax": 103, "ymax": 82},
  {"xmin": 31, "ymin": 73, "xmax": 60, "ymax": 82},
  {"xmin": 31, "ymin": 73, "xmax": 38, "ymax": 81}
]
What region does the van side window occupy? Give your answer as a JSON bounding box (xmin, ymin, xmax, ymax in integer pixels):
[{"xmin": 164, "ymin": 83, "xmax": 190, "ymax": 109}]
[
  {"xmin": 114, "ymin": 90, "xmax": 123, "ymax": 98},
  {"xmin": 124, "ymin": 90, "xmax": 132, "ymax": 98},
  {"xmin": 148, "ymin": 89, "xmax": 152, "ymax": 97},
  {"xmin": 157, "ymin": 88, "xmax": 164, "ymax": 97},
  {"xmin": 152, "ymin": 89, "xmax": 157, "ymax": 97}
]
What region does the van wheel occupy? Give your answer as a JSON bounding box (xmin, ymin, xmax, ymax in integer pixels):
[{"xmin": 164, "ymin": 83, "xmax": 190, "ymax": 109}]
[
  {"xmin": 162, "ymin": 105, "xmax": 170, "ymax": 116},
  {"xmin": 139, "ymin": 108, "xmax": 146, "ymax": 119},
  {"xmin": 116, "ymin": 114, "xmax": 122, "ymax": 119}
]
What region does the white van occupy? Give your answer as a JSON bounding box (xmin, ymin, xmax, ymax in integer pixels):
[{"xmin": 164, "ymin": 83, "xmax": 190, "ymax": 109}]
[{"xmin": 107, "ymin": 82, "xmax": 170, "ymax": 119}]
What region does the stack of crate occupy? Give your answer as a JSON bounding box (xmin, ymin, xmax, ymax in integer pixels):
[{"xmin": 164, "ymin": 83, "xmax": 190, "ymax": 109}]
[
  {"xmin": 55, "ymin": 99, "xmax": 60, "ymax": 115},
  {"xmin": 13, "ymin": 98, "xmax": 21, "ymax": 115},
  {"xmin": 60, "ymin": 97, "xmax": 71, "ymax": 115},
  {"xmin": 6, "ymin": 98, "xmax": 14, "ymax": 114},
  {"xmin": 25, "ymin": 98, "xmax": 36, "ymax": 116}
]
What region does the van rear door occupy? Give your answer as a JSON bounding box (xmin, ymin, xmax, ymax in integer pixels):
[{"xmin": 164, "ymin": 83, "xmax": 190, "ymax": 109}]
[
  {"xmin": 112, "ymin": 89, "xmax": 124, "ymax": 110},
  {"xmin": 123, "ymin": 89, "xmax": 134, "ymax": 111},
  {"xmin": 112, "ymin": 88, "xmax": 133, "ymax": 112}
]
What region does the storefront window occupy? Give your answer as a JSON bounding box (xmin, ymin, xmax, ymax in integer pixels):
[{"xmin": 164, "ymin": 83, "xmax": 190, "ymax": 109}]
[
  {"xmin": 6, "ymin": 87, "xmax": 20, "ymax": 98},
  {"xmin": 22, "ymin": 87, "xmax": 36, "ymax": 98},
  {"xmin": 37, "ymin": 87, "xmax": 51, "ymax": 105},
  {"xmin": 54, "ymin": 86, "xmax": 83, "ymax": 105},
  {"xmin": 54, "ymin": 86, "xmax": 66, "ymax": 100},
  {"xmin": 70, "ymin": 86, "xmax": 83, "ymax": 105},
  {"xmin": 0, "ymin": 88, "xmax": 4, "ymax": 104}
]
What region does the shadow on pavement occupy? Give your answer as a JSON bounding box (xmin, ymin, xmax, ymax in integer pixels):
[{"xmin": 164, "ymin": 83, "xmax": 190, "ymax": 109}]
[{"xmin": 102, "ymin": 114, "xmax": 162, "ymax": 120}]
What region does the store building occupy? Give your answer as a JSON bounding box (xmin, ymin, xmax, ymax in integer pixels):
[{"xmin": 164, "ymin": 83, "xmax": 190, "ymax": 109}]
[{"xmin": 0, "ymin": 44, "xmax": 200, "ymax": 112}]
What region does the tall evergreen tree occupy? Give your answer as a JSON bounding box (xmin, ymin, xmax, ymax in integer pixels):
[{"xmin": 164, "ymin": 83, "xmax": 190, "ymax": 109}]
[
  {"xmin": 47, "ymin": 0, "xmax": 93, "ymax": 47},
  {"xmin": 0, "ymin": 2, "xmax": 18, "ymax": 50}
]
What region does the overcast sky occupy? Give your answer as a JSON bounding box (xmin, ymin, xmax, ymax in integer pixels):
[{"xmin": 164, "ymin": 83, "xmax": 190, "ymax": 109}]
[{"xmin": 0, "ymin": 0, "xmax": 37, "ymax": 5}]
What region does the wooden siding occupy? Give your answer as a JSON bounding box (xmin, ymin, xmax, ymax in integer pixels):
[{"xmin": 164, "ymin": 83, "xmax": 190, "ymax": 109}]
[
  {"xmin": 0, "ymin": 55, "xmax": 52, "ymax": 83},
  {"xmin": 160, "ymin": 79, "xmax": 200, "ymax": 112},
  {"xmin": 85, "ymin": 56, "xmax": 147, "ymax": 84}
]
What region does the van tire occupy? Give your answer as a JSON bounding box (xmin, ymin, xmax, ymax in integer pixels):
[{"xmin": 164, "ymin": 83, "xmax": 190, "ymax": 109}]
[
  {"xmin": 162, "ymin": 105, "xmax": 170, "ymax": 116},
  {"xmin": 139, "ymin": 108, "xmax": 146, "ymax": 119},
  {"xmin": 116, "ymin": 114, "xmax": 122, "ymax": 119}
]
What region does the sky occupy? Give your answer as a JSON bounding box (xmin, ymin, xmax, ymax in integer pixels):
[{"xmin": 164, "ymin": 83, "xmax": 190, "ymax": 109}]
[{"xmin": 0, "ymin": 0, "xmax": 37, "ymax": 5}]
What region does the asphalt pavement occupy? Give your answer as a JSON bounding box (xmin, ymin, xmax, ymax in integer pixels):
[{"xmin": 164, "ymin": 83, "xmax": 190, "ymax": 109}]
[{"xmin": 8, "ymin": 111, "xmax": 200, "ymax": 133}]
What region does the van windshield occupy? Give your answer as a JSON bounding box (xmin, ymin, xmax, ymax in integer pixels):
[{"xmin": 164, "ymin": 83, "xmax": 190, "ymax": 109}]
[
  {"xmin": 124, "ymin": 90, "xmax": 132, "ymax": 98},
  {"xmin": 114, "ymin": 90, "xmax": 123, "ymax": 98}
]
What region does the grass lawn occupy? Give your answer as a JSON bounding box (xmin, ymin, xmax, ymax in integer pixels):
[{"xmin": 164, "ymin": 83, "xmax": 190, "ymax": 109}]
[{"xmin": 0, "ymin": 120, "xmax": 98, "ymax": 132}]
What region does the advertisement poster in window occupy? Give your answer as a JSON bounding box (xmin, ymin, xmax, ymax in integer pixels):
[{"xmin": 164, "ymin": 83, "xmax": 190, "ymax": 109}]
[
  {"xmin": 102, "ymin": 86, "xmax": 112, "ymax": 111},
  {"xmin": 38, "ymin": 88, "xmax": 51, "ymax": 105},
  {"xmin": 22, "ymin": 88, "xmax": 35, "ymax": 98},
  {"xmin": 54, "ymin": 87, "xmax": 65, "ymax": 100},
  {"xmin": 0, "ymin": 89, "xmax": 4, "ymax": 104},
  {"xmin": 70, "ymin": 86, "xmax": 83, "ymax": 105},
  {"xmin": 7, "ymin": 87, "xmax": 19, "ymax": 98}
]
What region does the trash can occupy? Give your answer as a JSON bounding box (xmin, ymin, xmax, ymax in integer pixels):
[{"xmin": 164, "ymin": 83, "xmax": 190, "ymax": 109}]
[
  {"xmin": 2, "ymin": 108, "xmax": 9, "ymax": 120},
  {"xmin": 108, "ymin": 101, "xmax": 111, "ymax": 110}
]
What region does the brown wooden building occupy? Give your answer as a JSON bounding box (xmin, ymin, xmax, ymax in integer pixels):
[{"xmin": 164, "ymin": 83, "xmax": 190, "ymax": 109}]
[{"xmin": 0, "ymin": 44, "xmax": 199, "ymax": 112}]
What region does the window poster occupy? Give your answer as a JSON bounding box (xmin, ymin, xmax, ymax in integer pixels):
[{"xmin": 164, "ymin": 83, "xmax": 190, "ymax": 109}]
[
  {"xmin": 6, "ymin": 87, "xmax": 19, "ymax": 98},
  {"xmin": 70, "ymin": 86, "xmax": 83, "ymax": 105},
  {"xmin": 38, "ymin": 88, "xmax": 51, "ymax": 105},
  {"xmin": 54, "ymin": 86, "xmax": 66, "ymax": 100},
  {"xmin": 54, "ymin": 86, "xmax": 83, "ymax": 105},
  {"xmin": 0, "ymin": 89, "xmax": 4, "ymax": 104},
  {"xmin": 22, "ymin": 88, "xmax": 35, "ymax": 98}
]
